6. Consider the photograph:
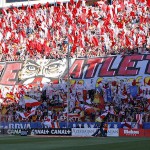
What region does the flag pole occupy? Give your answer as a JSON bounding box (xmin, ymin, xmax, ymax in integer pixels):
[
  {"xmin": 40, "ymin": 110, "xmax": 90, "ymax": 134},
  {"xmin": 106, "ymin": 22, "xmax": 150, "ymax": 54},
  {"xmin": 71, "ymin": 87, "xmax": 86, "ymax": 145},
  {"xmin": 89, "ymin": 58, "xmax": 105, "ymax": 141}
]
[
  {"xmin": 2, "ymin": 0, "xmax": 5, "ymax": 8},
  {"xmin": 66, "ymin": 38, "xmax": 70, "ymax": 128},
  {"xmin": 28, "ymin": 0, "xmax": 30, "ymax": 6}
]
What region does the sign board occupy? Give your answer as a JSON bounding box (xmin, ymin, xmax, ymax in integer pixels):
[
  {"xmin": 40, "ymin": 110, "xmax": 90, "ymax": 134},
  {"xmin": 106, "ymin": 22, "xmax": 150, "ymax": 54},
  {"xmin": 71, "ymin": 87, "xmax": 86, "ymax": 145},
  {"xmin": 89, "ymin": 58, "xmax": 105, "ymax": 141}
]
[
  {"xmin": 119, "ymin": 129, "xmax": 145, "ymax": 137},
  {"xmin": 31, "ymin": 128, "xmax": 72, "ymax": 135},
  {"xmin": 72, "ymin": 128, "xmax": 97, "ymax": 137},
  {"xmin": 107, "ymin": 128, "xmax": 119, "ymax": 137}
]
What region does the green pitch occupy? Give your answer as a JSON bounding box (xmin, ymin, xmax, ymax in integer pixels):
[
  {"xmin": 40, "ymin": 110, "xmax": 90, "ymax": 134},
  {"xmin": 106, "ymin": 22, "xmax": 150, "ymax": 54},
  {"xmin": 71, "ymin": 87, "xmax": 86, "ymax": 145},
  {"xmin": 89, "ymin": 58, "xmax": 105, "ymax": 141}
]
[{"xmin": 0, "ymin": 136, "xmax": 149, "ymax": 150}]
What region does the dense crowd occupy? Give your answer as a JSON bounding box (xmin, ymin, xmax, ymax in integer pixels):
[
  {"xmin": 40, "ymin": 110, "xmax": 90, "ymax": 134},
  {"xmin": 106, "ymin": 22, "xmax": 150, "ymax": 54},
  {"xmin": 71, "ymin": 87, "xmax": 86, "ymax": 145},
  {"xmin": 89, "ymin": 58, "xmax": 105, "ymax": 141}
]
[
  {"xmin": 0, "ymin": 0, "xmax": 150, "ymax": 127},
  {"xmin": 0, "ymin": 0, "xmax": 149, "ymax": 61},
  {"xmin": 0, "ymin": 77, "xmax": 150, "ymax": 125}
]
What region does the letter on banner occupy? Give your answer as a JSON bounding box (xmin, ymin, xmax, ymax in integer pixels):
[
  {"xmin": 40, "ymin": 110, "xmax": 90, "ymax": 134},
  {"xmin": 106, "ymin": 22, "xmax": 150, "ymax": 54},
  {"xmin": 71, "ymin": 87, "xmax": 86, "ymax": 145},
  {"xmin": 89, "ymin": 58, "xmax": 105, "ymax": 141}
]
[
  {"xmin": 99, "ymin": 57, "xmax": 116, "ymax": 76},
  {"xmin": 118, "ymin": 55, "xmax": 143, "ymax": 76},
  {"xmin": 85, "ymin": 58, "xmax": 103, "ymax": 78},
  {"xmin": 69, "ymin": 59, "xmax": 84, "ymax": 79},
  {"xmin": 0, "ymin": 63, "xmax": 22, "ymax": 85}
]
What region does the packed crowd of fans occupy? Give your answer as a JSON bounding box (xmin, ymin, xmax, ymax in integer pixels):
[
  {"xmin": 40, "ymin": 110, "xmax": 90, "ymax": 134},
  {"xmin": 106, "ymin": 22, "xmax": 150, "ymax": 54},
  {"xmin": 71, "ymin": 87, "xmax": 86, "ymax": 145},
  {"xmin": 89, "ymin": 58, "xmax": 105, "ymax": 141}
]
[
  {"xmin": 0, "ymin": 77, "xmax": 150, "ymax": 124},
  {"xmin": 0, "ymin": 0, "xmax": 149, "ymax": 61},
  {"xmin": 0, "ymin": 0, "xmax": 150, "ymax": 127}
]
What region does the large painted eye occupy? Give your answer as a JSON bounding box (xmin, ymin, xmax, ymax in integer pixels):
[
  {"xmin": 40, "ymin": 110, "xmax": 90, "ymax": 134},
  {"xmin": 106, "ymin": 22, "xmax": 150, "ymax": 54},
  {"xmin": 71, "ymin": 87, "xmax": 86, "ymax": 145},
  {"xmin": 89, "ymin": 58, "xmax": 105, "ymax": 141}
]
[
  {"xmin": 48, "ymin": 64, "xmax": 59, "ymax": 69},
  {"xmin": 46, "ymin": 63, "xmax": 61, "ymax": 73},
  {"xmin": 26, "ymin": 65, "xmax": 38, "ymax": 71}
]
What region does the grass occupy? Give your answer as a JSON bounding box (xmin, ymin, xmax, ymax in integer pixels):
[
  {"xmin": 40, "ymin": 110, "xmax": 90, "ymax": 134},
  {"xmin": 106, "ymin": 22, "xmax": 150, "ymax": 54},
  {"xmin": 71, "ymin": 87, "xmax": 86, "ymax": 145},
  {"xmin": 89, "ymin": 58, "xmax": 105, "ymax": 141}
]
[{"xmin": 0, "ymin": 136, "xmax": 149, "ymax": 150}]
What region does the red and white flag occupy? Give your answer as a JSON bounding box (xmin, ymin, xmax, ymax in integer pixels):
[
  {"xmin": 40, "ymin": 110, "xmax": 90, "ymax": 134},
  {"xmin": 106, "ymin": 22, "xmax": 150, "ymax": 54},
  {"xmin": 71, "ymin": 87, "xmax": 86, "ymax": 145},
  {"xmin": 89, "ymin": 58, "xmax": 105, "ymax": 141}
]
[
  {"xmin": 51, "ymin": 122, "xmax": 60, "ymax": 128},
  {"xmin": 96, "ymin": 111, "xmax": 108, "ymax": 122},
  {"xmin": 16, "ymin": 107, "xmax": 36, "ymax": 118},
  {"xmin": 43, "ymin": 116, "xmax": 52, "ymax": 128},
  {"xmin": 136, "ymin": 114, "xmax": 143, "ymax": 128},
  {"xmin": 121, "ymin": 119, "xmax": 132, "ymax": 129},
  {"xmin": 23, "ymin": 96, "xmax": 41, "ymax": 107},
  {"xmin": 100, "ymin": 111, "xmax": 108, "ymax": 119}
]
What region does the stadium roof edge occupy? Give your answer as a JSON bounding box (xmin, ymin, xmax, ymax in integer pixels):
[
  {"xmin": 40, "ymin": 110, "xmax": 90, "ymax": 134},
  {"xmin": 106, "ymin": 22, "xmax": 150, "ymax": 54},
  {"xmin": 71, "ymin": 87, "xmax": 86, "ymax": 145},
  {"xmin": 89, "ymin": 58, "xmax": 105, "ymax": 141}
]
[{"xmin": 0, "ymin": 0, "xmax": 72, "ymax": 8}]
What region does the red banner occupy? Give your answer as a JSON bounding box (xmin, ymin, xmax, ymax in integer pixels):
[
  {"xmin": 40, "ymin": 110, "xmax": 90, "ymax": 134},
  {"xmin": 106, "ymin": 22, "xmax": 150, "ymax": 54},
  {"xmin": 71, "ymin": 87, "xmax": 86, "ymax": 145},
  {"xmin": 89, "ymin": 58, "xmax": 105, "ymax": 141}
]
[
  {"xmin": 144, "ymin": 129, "xmax": 150, "ymax": 137},
  {"xmin": 119, "ymin": 129, "xmax": 145, "ymax": 137}
]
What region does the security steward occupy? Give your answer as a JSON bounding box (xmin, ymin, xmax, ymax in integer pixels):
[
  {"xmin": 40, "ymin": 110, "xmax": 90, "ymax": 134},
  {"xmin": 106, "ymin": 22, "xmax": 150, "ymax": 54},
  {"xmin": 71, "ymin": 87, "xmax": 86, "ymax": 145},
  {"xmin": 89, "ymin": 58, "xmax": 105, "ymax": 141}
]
[{"xmin": 103, "ymin": 122, "xmax": 108, "ymax": 137}]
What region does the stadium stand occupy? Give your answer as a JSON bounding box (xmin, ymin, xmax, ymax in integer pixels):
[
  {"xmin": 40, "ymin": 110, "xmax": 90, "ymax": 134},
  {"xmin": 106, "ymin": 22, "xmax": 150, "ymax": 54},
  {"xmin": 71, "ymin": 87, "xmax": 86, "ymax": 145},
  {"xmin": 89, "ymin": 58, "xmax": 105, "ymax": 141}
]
[
  {"xmin": 0, "ymin": 0, "xmax": 150, "ymax": 128},
  {"xmin": 0, "ymin": 0, "xmax": 149, "ymax": 61}
]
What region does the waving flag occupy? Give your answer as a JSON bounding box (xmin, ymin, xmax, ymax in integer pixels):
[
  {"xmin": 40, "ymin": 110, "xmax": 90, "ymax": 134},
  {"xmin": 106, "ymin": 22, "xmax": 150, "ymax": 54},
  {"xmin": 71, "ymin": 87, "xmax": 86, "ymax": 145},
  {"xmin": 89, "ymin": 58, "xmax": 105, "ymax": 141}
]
[
  {"xmin": 100, "ymin": 111, "xmax": 108, "ymax": 119},
  {"xmin": 136, "ymin": 114, "xmax": 143, "ymax": 128},
  {"xmin": 96, "ymin": 111, "xmax": 108, "ymax": 122},
  {"xmin": 106, "ymin": 88, "xmax": 112, "ymax": 102},
  {"xmin": 130, "ymin": 85, "xmax": 138, "ymax": 98},
  {"xmin": 43, "ymin": 116, "xmax": 52, "ymax": 128},
  {"xmin": 121, "ymin": 119, "xmax": 132, "ymax": 129},
  {"xmin": 6, "ymin": 92, "xmax": 14, "ymax": 100},
  {"xmin": 23, "ymin": 96, "xmax": 41, "ymax": 107},
  {"xmin": 16, "ymin": 107, "xmax": 36, "ymax": 118}
]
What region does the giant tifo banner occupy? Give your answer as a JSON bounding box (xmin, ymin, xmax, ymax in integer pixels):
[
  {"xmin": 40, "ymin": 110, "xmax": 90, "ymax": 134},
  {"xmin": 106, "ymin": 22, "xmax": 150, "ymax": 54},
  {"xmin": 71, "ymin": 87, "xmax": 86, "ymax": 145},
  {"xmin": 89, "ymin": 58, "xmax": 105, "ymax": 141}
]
[{"xmin": 0, "ymin": 54, "xmax": 149, "ymax": 87}]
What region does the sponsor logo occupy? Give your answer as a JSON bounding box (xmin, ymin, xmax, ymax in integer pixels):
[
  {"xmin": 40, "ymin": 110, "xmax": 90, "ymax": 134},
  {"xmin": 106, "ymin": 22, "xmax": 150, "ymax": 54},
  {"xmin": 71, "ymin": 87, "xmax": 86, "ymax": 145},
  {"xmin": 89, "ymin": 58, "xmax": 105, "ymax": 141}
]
[
  {"xmin": 31, "ymin": 129, "xmax": 49, "ymax": 135},
  {"xmin": 72, "ymin": 129, "xmax": 95, "ymax": 134},
  {"xmin": 7, "ymin": 129, "xmax": 22, "ymax": 135},
  {"xmin": 124, "ymin": 130, "xmax": 139, "ymax": 136},
  {"xmin": 107, "ymin": 130, "xmax": 118, "ymax": 134},
  {"xmin": 72, "ymin": 128, "xmax": 97, "ymax": 137},
  {"xmin": 20, "ymin": 131, "xmax": 28, "ymax": 136},
  {"xmin": 9, "ymin": 123, "xmax": 31, "ymax": 129},
  {"xmin": 31, "ymin": 129, "xmax": 71, "ymax": 135},
  {"xmin": 107, "ymin": 129, "xmax": 119, "ymax": 137},
  {"xmin": 50, "ymin": 129, "xmax": 71, "ymax": 135}
]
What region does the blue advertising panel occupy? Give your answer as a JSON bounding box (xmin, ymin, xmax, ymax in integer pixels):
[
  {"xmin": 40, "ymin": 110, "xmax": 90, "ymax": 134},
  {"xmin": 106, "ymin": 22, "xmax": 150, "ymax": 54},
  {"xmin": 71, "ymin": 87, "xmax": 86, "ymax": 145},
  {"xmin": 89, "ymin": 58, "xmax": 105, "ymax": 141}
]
[{"xmin": 0, "ymin": 122, "xmax": 150, "ymax": 129}]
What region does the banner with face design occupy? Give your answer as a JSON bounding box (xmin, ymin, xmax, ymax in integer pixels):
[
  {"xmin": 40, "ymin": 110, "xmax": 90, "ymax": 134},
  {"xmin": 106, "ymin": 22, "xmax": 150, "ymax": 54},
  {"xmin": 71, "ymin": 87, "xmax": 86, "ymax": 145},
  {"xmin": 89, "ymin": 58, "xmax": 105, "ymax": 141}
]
[
  {"xmin": 0, "ymin": 54, "xmax": 149, "ymax": 87},
  {"xmin": 17, "ymin": 59, "xmax": 67, "ymax": 85}
]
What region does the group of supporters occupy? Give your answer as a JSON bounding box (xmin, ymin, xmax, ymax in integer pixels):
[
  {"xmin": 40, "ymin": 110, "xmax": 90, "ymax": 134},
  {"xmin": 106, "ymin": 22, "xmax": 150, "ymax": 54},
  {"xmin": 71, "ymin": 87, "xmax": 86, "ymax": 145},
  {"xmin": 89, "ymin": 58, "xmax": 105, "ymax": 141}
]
[
  {"xmin": 0, "ymin": 77, "xmax": 150, "ymax": 125},
  {"xmin": 0, "ymin": 0, "xmax": 149, "ymax": 61}
]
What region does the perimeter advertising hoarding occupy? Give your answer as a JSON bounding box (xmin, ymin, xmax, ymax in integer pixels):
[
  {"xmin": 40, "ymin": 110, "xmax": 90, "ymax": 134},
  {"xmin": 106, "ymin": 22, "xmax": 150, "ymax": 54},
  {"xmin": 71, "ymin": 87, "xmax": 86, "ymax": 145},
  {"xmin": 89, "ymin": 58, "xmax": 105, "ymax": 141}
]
[
  {"xmin": 1, "ymin": 128, "xmax": 150, "ymax": 137},
  {"xmin": 107, "ymin": 128, "xmax": 119, "ymax": 137},
  {"xmin": 119, "ymin": 129, "xmax": 145, "ymax": 137},
  {"xmin": 31, "ymin": 128, "xmax": 72, "ymax": 135},
  {"xmin": 72, "ymin": 128, "xmax": 97, "ymax": 137},
  {"xmin": 72, "ymin": 128, "xmax": 119, "ymax": 137},
  {"xmin": 0, "ymin": 128, "xmax": 72, "ymax": 136},
  {"xmin": 0, "ymin": 128, "xmax": 29, "ymax": 135},
  {"xmin": 144, "ymin": 130, "xmax": 150, "ymax": 137}
]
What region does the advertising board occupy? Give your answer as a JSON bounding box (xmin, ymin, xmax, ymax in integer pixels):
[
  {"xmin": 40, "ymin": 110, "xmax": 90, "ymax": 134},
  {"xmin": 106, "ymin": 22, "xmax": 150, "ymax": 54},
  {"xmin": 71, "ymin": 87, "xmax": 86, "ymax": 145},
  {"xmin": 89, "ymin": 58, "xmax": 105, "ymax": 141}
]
[
  {"xmin": 72, "ymin": 128, "xmax": 97, "ymax": 137},
  {"xmin": 107, "ymin": 128, "xmax": 119, "ymax": 137},
  {"xmin": 144, "ymin": 129, "xmax": 150, "ymax": 137},
  {"xmin": 119, "ymin": 129, "xmax": 145, "ymax": 137},
  {"xmin": 31, "ymin": 128, "xmax": 72, "ymax": 135}
]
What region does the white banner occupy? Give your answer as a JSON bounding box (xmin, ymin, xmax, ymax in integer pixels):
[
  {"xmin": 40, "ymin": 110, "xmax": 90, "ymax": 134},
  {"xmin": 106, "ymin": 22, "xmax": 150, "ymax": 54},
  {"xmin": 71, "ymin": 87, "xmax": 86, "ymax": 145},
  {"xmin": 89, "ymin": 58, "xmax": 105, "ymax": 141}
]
[
  {"xmin": 107, "ymin": 128, "xmax": 119, "ymax": 137},
  {"xmin": 0, "ymin": 0, "xmax": 4, "ymax": 7},
  {"xmin": 72, "ymin": 128, "xmax": 97, "ymax": 137},
  {"xmin": 2, "ymin": 0, "xmax": 70, "ymax": 8}
]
